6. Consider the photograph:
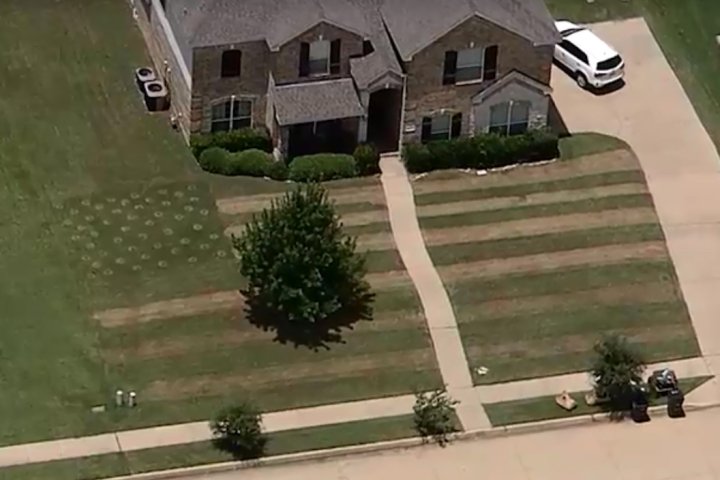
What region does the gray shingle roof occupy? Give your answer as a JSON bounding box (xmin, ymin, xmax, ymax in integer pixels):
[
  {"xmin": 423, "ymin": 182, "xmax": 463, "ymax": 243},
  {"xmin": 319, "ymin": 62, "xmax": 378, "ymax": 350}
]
[
  {"xmin": 272, "ymin": 79, "xmax": 365, "ymax": 125},
  {"xmin": 380, "ymin": 0, "xmax": 560, "ymax": 60},
  {"xmin": 169, "ymin": 0, "xmax": 371, "ymax": 49}
]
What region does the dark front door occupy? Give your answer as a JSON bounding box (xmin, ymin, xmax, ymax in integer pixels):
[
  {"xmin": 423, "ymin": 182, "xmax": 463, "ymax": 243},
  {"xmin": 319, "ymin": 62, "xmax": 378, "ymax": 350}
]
[{"xmin": 366, "ymin": 88, "xmax": 402, "ymax": 153}]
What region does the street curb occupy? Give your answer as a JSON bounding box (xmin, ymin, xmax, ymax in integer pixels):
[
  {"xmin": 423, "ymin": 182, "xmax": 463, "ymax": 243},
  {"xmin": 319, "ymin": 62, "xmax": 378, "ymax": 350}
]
[{"xmin": 107, "ymin": 401, "xmax": 720, "ymax": 480}]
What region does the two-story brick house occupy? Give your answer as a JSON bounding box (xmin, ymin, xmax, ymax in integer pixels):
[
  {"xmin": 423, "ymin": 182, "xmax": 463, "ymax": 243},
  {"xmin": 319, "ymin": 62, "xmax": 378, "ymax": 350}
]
[{"xmin": 133, "ymin": 0, "xmax": 559, "ymax": 158}]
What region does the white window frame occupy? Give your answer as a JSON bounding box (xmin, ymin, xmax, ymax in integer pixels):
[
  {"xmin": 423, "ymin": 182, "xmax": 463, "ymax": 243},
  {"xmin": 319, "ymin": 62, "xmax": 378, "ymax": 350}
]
[
  {"xmin": 488, "ymin": 100, "xmax": 531, "ymax": 136},
  {"xmin": 210, "ymin": 96, "xmax": 252, "ymax": 133},
  {"xmin": 456, "ymin": 47, "xmax": 485, "ymax": 83},
  {"xmin": 308, "ymin": 40, "xmax": 331, "ymax": 76}
]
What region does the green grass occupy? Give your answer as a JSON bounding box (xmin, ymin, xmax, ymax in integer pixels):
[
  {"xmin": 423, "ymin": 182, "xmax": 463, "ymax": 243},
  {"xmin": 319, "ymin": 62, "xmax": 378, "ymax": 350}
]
[
  {"xmin": 414, "ymin": 170, "xmax": 644, "ymax": 206},
  {"xmin": 0, "ymin": 415, "xmax": 418, "ymax": 480},
  {"xmin": 544, "ymin": 0, "xmax": 641, "ymax": 22},
  {"xmin": 0, "ymin": 0, "xmax": 433, "ymax": 446},
  {"xmin": 429, "ymin": 223, "xmax": 663, "ymax": 266},
  {"xmin": 559, "ymin": 133, "xmax": 630, "ymax": 160},
  {"xmin": 419, "ymin": 194, "xmax": 653, "ymax": 229},
  {"xmin": 484, "ymin": 376, "xmax": 712, "ymax": 427}
]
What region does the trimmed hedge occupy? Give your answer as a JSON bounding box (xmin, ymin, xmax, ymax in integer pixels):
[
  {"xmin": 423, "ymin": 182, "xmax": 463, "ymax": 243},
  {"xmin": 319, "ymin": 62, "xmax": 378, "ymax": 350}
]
[
  {"xmin": 289, "ymin": 154, "xmax": 357, "ymax": 182},
  {"xmin": 403, "ymin": 130, "xmax": 559, "ymax": 174},
  {"xmin": 198, "ymin": 147, "xmax": 287, "ymax": 180},
  {"xmin": 353, "ymin": 143, "xmax": 380, "ymax": 176},
  {"xmin": 190, "ymin": 128, "xmax": 272, "ymax": 158}
]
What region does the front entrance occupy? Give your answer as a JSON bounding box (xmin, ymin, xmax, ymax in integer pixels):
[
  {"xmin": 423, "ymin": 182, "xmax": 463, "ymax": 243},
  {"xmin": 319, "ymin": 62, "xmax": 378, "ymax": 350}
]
[
  {"xmin": 287, "ymin": 118, "xmax": 359, "ymax": 159},
  {"xmin": 366, "ymin": 88, "xmax": 402, "ymax": 153}
]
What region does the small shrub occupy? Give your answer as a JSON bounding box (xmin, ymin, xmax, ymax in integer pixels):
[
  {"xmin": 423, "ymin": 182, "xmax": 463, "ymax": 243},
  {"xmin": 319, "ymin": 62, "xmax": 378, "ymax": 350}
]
[
  {"xmin": 228, "ymin": 149, "xmax": 273, "ymax": 177},
  {"xmin": 190, "ymin": 128, "xmax": 272, "ymax": 158},
  {"xmin": 265, "ymin": 158, "xmax": 289, "ymax": 181},
  {"xmin": 198, "ymin": 147, "xmax": 231, "ymax": 175},
  {"xmin": 211, "ymin": 403, "xmax": 266, "ymax": 459},
  {"xmin": 402, "ymin": 130, "xmax": 560, "ymax": 173},
  {"xmin": 289, "ymin": 154, "xmax": 357, "ymax": 182},
  {"xmin": 353, "ymin": 143, "xmax": 380, "ymax": 176},
  {"xmin": 413, "ymin": 389, "xmax": 458, "ymax": 447},
  {"xmin": 592, "ymin": 334, "xmax": 646, "ymax": 414}
]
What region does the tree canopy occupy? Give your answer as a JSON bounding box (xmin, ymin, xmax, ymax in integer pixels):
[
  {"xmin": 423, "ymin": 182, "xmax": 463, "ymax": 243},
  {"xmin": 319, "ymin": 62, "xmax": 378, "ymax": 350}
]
[
  {"xmin": 591, "ymin": 334, "xmax": 646, "ymax": 412},
  {"xmin": 234, "ymin": 184, "xmax": 372, "ymax": 346},
  {"xmin": 210, "ymin": 403, "xmax": 266, "ymax": 459}
]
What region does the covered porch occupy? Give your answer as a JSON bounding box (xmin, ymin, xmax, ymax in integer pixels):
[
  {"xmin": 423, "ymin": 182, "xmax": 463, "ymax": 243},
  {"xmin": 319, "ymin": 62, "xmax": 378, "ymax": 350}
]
[{"xmin": 271, "ymin": 78, "xmax": 365, "ymax": 159}]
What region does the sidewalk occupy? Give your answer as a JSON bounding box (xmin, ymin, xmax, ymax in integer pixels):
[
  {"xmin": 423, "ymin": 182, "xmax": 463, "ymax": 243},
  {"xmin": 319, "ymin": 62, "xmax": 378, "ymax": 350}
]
[
  {"xmin": 0, "ymin": 395, "xmax": 414, "ymax": 468},
  {"xmin": 380, "ymin": 154, "xmax": 490, "ymax": 431}
]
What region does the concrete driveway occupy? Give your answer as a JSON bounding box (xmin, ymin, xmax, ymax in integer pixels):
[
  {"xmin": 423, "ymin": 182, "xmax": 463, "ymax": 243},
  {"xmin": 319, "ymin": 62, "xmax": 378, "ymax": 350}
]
[
  {"xmin": 203, "ymin": 408, "xmax": 720, "ymax": 480},
  {"xmin": 552, "ymin": 18, "xmax": 720, "ymax": 388}
]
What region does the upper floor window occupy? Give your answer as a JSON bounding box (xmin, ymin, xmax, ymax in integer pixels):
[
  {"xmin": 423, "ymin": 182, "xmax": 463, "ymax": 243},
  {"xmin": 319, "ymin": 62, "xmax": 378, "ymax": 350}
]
[
  {"xmin": 300, "ymin": 39, "xmax": 342, "ymax": 77},
  {"xmin": 421, "ymin": 113, "xmax": 462, "ymax": 143},
  {"xmin": 443, "ymin": 45, "xmax": 498, "ymax": 85},
  {"xmin": 488, "ymin": 100, "xmax": 530, "ymax": 136},
  {"xmin": 221, "ymin": 50, "xmax": 242, "ymax": 78},
  {"xmin": 211, "ymin": 98, "xmax": 252, "ymax": 132}
]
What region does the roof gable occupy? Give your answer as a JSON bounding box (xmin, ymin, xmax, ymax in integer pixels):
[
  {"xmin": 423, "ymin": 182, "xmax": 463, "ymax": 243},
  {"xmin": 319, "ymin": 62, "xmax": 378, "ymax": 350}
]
[{"xmin": 471, "ymin": 70, "xmax": 552, "ymax": 104}]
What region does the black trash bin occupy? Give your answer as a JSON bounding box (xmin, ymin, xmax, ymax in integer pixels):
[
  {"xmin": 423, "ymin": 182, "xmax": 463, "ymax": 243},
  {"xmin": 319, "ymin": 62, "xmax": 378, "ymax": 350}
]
[
  {"xmin": 630, "ymin": 386, "xmax": 650, "ymax": 423},
  {"xmin": 667, "ymin": 388, "xmax": 685, "ymax": 418}
]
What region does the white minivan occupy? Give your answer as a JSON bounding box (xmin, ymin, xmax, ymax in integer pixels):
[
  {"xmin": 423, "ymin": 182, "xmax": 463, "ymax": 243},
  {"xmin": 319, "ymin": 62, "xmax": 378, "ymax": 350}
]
[{"xmin": 554, "ymin": 20, "xmax": 625, "ymax": 89}]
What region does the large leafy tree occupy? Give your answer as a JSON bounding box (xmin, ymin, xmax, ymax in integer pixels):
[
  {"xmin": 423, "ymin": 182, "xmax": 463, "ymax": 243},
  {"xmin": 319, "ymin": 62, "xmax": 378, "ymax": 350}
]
[
  {"xmin": 234, "ymin": 184, "xmax": 372, "ymax": 345},
  {"xmin": 591, "ymin": 334, "xmax": 646, "ymax": 412},
  {"xmin": 210, "ymin": 403, "xmax": 266, "ymax": 459}
]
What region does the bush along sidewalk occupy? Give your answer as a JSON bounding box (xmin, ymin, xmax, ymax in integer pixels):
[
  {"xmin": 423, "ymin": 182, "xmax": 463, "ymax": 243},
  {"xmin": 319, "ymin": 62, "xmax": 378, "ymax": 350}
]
[{"xmin": 403, "ymin": 130, "xmax": 559, "ymax": 173}]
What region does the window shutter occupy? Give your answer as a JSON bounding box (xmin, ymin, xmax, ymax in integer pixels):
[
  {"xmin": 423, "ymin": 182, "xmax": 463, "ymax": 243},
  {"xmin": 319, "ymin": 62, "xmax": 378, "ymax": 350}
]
[
  {"xmin": 221, "ymin": 50, "xmax": 242, "ymax": 78},
  {"xmin": 299, "ymin": 42, "xmax": 310, "ymax": 77},
  {"xmin": 451, "ymin": 113, "xmax": 462, "ymax": 138},
  {"xmin": 442, "ymin": 50, "xmax": 457, "ymax": 85},
  {"xmin": 330, "ymin": 39, "xmax": 342, "ymax": 74},
  {"xmin": 483, "ymin": 45, "xmax": 498, "ymax": 81},
  {"xmin": 421, "ymin": 117, "xmax": 433, "ymax": 143}
]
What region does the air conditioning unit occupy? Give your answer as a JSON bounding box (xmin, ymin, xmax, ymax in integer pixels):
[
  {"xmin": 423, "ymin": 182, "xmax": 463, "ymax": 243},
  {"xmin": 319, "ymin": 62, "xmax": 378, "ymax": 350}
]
[
  {"xmin": 135, "ymin": 66, "xmax": 156, "ymax": 89},
  {"xmin": 143, "ymin": 81, "xmax": 169, "ymax": 112}
]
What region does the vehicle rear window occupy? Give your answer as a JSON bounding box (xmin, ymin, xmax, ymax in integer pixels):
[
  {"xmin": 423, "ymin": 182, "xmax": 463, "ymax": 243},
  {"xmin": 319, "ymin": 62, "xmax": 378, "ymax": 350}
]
[{"xmin": 597, "ymin": 55, "xmax": 622, "ymax": 70}]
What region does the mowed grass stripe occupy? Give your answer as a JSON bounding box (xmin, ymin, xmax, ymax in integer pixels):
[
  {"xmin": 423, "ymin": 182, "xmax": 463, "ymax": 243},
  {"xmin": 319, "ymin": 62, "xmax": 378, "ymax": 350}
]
[
  {"xmin": 109, "ymin": 367, "xmax": 442, "ymax": 431},
  {"xmin": 423, "ymin": 208, "xmax": 657, "ymax": 248},
  {"xmin": 419, "ymin": 193, "xmax": 654, "ymax": 230},
  {"xmin": 414, "ymin": 170, "xmax": 645, "ymax": 206},
  {"xmin": 457, "ymin": 282, "xmax": 681, "ymax": 321},
  {"xmin": 221, "ymin": 201, "xmax": 387, "ymax": 228},
  {"xmin": 428, "ymin": 224, "xmax": 663, "ymax": 266},
  {"xmin": 447, "ymin": 260, "xmax": 679, "ymax": 304},
  {"xmin": 458, "ymin": 302, "xmax": 691, "ymax": 343},
  {"xmin": 115, "ymin": 328, "xmax": 434, "ymax": 384},
  {"xmin": 411, "ymin": 150, "xmax": 639, "ymax": 195},
  {"xmin": 143, "ymin": 349, "xmax": 438, "ymax": 402}
]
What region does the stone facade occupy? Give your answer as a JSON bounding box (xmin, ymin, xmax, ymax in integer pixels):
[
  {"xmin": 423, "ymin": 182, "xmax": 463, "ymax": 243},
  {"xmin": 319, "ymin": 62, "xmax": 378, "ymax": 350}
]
[{"xmin": 402, "ymin": 15, "xmax": 554, "ymax": 143}]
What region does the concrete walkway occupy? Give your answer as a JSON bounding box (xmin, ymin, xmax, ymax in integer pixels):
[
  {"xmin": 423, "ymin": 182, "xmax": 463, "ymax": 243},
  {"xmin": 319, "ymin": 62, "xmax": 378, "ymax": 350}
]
[
  {"xmin": 379, "ymin": 154, "xmax": 490, "ymax": 430},
  {"xmin": 0, "ymin": 395, "xmax": 414, "ymax": 468},
  {"xmin": 551, "ymin": 17, "xmax": 720, "ymax": 405}
]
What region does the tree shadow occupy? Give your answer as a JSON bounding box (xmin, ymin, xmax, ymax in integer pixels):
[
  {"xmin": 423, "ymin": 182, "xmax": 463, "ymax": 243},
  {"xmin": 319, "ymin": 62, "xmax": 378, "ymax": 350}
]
[{"xmin": 242, "ymin": 289, "xmax": 375, "ymax": 350}]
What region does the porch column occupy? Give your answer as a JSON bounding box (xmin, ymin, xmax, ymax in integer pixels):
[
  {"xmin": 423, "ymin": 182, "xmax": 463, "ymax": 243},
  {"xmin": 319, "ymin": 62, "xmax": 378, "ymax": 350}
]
[{"xmin": 357, "ymin": 91, "xmax": 369, "ymax": 143}]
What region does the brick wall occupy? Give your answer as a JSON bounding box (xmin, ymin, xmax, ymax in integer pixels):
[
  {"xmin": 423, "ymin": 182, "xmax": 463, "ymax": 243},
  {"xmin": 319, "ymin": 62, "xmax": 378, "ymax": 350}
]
[{"xmin": 402, "ymin": 15, "xmax": 553, "ymax": 143}]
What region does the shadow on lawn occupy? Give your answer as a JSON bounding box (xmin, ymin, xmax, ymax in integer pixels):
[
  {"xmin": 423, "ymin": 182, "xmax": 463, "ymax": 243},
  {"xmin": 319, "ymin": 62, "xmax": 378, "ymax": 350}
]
[{"xmin": 242, "ymin": 290, "xmax": 375, "ymax": 350}]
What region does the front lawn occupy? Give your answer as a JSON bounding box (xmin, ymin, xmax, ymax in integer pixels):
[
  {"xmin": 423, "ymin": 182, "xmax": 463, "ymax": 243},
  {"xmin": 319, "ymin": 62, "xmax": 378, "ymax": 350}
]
[
  {"xmin": 0, "ymin": 0, "xmax": 440, "ymax": 447},
  {"xmin": 412, "ymin": 137, "xmax": 699, "ymax": 384}
]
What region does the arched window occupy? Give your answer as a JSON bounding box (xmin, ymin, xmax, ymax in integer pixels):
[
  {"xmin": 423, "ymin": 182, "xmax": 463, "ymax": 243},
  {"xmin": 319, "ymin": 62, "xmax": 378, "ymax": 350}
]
[
  {"xmin": 221, "ymin": 50, "xmax": 242, "ymax": 78},
  {"xmin": 211, "ymin": 98, "xmax": 252, "ymax": 132}
]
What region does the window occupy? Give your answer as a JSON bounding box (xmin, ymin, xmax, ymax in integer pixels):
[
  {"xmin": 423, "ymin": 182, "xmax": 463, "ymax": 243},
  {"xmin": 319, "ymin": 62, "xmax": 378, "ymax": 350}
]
[
  {"xmin": 421, "ymin": 113, "xmax": 462, "ymax": 143},
  {"xmin": 488, "ymin": 101, "xmax": 530, "ymax": 136},
  {"xmin": 443, "ymin": 46, "xmax": 498, "ymax": 85},
  {"xmin": 220, "ymin": 50, "xmax": 242, "ymax": 78},
  {"xmin": 211, "ymin": 98, "xmax": 252, "ymax": 132},
  {"xmin": 559, "ymin": 40, "xmax": 588, "ymax": 64},
  {"xmin": 300, "ymin": 39, "xmax": 342, "ymax": 77}
]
